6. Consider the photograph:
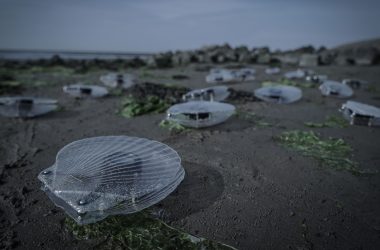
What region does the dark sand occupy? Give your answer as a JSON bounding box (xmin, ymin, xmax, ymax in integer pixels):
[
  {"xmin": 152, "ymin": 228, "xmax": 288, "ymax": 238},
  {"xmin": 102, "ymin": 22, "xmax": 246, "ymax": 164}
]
[{"xmin": 1, "ymin": 65, "xmax": 380, "ymax": 249}]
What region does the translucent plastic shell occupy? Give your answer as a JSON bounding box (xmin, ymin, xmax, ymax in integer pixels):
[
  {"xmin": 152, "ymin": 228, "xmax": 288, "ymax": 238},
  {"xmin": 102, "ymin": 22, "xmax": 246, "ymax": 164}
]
[
  {"xmin": 0, "ymin": 97, "xmax": 58, "ymax": 118},
  {"xmin": 254, "ymin": 85, "xmax": 302, "ymax": 104},
  {"xmin": 63, "ymin": 84, "xmax": 109, "ymax": 98},
  {"xmin": 38, "ymin": 136, "xmax": 185, "ymax": 224},
  {"xmin": 100, "ymin": 73, "xmax": 136, "ymax": 89},
  {"xmin": 206, "ymin": 69, "xmax": 236, "ymax": 84},
  {"xmin": 183, "ymin": 86, "xmax": 230, "ymax": 102},
  {"xmin": 166, "ymin": 101, "xmax": 235, "ymax": 128},
  {"xmin": 340, "ymin": 101, "xmax": 380, "ymax": 126},
  {"xmin": 206, "ymin": 68, "xmax": 255, "ymax": 84},
  {"xmin": 319, "ymin": 80, "xmax": 353, "ymax": 98}
]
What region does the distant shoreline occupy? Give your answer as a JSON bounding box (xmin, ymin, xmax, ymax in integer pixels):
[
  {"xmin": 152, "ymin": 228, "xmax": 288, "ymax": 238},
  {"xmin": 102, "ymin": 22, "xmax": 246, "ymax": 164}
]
[{"xmin": 0, "ymin": 49, "xmax": 153, "ymax": 60}]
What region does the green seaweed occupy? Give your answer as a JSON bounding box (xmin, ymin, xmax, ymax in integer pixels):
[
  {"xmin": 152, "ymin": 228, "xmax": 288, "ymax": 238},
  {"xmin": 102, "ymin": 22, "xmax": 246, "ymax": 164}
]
[
  {"xmin": 119, "ymin": 95, "xmax": 170, "ymax": 118},
  {"xmin": 65, "ymin": 213, "xmax": 235, "ymax": 250},
  {"xmin": 277, "ymin": 130, "xmax": 361, "ymax": 174},
  {"xmin": 304, "ymin": 115, "xmax": 348, "ymax": 128},
  {"xmin": 159, "ymin": 119, "xmax": 187, "ymax": 132}
]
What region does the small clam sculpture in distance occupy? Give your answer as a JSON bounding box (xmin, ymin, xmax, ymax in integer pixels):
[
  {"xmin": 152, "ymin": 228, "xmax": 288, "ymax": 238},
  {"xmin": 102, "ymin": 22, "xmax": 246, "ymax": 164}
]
[
  {"xmin": 319, "ymin": 80, "xmax": 353, "ymax": 98},
  {"xmin": 340, "ymin": 101, "xmax": 380, "ymax": 126},
  {"xmin": 0, "ymin": 97, "xmax": 58, "ymax": 118},
  {"xmin": 166, "ymin": 101, "xmax": 235, "ymax": 128},
  {"xmin": 38, "ymin": 136, "xmax": 185, "ymax": 224},
  {"xmin": 63, "ymin": 84, "xmax": 109, "ymax": 98},
  {"xmin": 254, "ymin": 85, "xmax": 302, "ymax": 104},
  {"xmin": 183, "ymin": 86, "xmax": 230, "ymax": 102}
]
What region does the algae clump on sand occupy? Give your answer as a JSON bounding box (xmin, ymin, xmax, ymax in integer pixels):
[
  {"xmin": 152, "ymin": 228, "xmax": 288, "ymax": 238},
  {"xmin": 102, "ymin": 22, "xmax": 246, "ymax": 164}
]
[
  {"xmin": 65, "ymin": 212, "xmax": 235, "ymax": 250},
  {"xmin": 119, "ymin": 95, "xmax": 170, "ymax": 118},
  {"xmin": 304, "ymin": 115, "xmax": 348, "ymax": 128},
  {"xmin": 277, "ymin": 130, "xmax": 361, "ymax": 174}
]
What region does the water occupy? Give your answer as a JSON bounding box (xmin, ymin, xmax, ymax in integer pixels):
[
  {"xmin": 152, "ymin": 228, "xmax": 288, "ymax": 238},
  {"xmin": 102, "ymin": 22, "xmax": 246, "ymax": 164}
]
[{"xmin": 0, "ymin": 49, "xmax": 152, "ymax": 61}]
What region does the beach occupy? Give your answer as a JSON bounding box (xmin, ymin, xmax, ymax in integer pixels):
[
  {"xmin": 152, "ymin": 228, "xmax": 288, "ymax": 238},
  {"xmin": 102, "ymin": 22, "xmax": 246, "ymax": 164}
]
[{"xmin": 1, "ymin": 63, "xmax": 380, "ymax": 249}]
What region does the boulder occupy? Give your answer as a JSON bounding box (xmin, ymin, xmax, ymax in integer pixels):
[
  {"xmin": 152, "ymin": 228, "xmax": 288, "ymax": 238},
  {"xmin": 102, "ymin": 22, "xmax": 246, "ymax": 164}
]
[
  {"xmin": 172, "ymin": 51, "xmax": 192, "ymax": 66},
  {"xmin": 274, "ymin": 54, "xmax": 300, "ymax": 65},
  {"xmin": 299, "ymin": 54, "xmax": 319, "ymax": 67},
  {"xmin": 256, "ymin": 53, "xmax": 271, "ymax": 64}
]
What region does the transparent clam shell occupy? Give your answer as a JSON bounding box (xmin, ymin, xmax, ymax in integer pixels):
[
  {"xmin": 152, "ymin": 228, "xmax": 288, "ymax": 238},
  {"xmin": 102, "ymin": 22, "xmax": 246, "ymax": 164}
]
[
  {"xmin": 183, "ymin": 86, "xmax": 230, "ymax": 102},
  {"xmin": 166, "ymin": 101, "xmax": 235, "ymax": 128},
  {"xmin": 284, "ymin": 69, "xmax": 306, "ymax": 79},
  {"xmin": 206, "ymin": 70, "xmax": 236, "ymax": 84},
  {"xmin": 100, "ymin": 73, "xmax": 136, "ymax": 89},
  {"xmin": 0, "ymin": 97, "xmax": 58, "ymax": 118},
  {"xmin": 340, "ymin": 101, "xmax": 380, "ymax": 126},
  {"xmin": 63, "ymin": 84, "xmax": 108, "ymax": 98},
  {"xmin": 38, "ymin": 136, "xmax": 184, "ymax": 224},
  {"xmin": 254, "ymin": 85, "xmax": 302, "ymax": 104},
  {"xmin": 206, "ymin": 68, "xmax": 255, "ymax": 83},
  {"xmin": 319, "ymin": 80, "xmax": 353, "ymax": 98}
]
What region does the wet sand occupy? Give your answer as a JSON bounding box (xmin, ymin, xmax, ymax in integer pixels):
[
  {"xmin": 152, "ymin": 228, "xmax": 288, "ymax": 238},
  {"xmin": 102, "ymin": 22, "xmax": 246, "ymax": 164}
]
[{"xmin": 1, "ymin": 65, "xmax": 380, "ymax": 249}]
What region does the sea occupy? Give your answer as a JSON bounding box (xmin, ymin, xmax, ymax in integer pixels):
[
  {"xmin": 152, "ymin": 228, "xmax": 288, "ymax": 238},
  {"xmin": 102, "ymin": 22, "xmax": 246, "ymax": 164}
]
[{"xmin": 0, "ymin": 49, "xmax": 153, "ymax": 61}]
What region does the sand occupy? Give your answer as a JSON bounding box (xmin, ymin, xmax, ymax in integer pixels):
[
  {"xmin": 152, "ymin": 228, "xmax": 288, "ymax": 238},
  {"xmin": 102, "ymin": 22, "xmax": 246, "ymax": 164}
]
[{"xmin": 1, "ymin": 64, "xmax": 380, "ymax": 249}]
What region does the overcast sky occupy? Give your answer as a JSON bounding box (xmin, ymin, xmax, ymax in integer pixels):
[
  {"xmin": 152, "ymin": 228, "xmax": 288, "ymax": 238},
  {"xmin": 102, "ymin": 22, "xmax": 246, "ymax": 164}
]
[{"xmin": 0, "ymin": 0, "xmax": 379, "ymax": 52}]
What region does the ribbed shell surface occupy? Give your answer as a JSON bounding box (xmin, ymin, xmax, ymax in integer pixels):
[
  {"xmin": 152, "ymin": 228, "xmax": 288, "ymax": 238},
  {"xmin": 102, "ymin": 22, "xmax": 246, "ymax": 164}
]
[
  {"xmin": 254, "ymin": 85, "xmax": 302, "ymax": 104},
  {"xmin": 166, "ymin": 101, "xmax": 235, "ymax": 128},
  {"xmin": 38, "ymin": 136, "xmax": 184, "ymax": 224}
]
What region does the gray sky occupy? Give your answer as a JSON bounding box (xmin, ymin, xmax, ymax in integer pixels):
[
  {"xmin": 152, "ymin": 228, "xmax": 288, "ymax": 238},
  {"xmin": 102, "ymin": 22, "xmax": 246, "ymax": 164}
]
[{"xmin": 0, "ymin": 0, "xmax": 379, "ymax": 52}]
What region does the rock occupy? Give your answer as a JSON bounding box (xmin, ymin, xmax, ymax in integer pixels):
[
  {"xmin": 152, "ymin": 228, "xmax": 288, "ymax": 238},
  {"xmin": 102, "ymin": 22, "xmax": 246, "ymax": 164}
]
[
  {"xmin": 329, "ymin": 47, "xmax": 379, "ymax": 66},
  {"xmin": 172, "ymin": 51, "xmax": 192, "ymax": 66},
  {"xmin": 299, "ymin": 54, "xmax": 319, "ymax": 67},
  {"xmin": 256, "ymin": 53, "xmax": 272, "ymax": 64},
  {"xmin": 146, "ymin": 56, "xmax": 157, "ymax": 68},
  {"xmin": 318, "ymin": 50, "xmax": 336, "ymax": 65},
  {"xmin": 274, "ymin": 53, "xmax": 300, "ymax": 65},
  {"xmin": 235, "ymin": 46, "xmax": 250, "ymax": 63},
  {"xmin": 354, "ymin": 47, "xmax": 379, "ymax": 65}
]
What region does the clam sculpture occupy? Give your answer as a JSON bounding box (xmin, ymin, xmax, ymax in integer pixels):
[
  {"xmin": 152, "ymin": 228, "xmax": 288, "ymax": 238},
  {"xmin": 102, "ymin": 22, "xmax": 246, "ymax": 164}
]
[
  {"xmin": 206, "ymin": 69, "xmax": 236, "ymax": 84},
  {"xmin": 206, "ymin": 68, "xmax": 255, "ymax": 84},
  {"xmin": 100, "ymin": 73, "xmax": 136, "ymax": 89},
  {"xmin": 38, "ymin": 136, "xmax": 185, "ymax": 225},
  {"xmin": 319, "ymin": 80, "xmax": 353, "ymax": 98},
  {"xmin": 340, "ymin": 101, "xmax": 380, "ymax": 126},
  {"xmin": 166, "ymin": 101, "xmax": 235, "ymax": 128},
  {"xmin": 182, "ymin": 86, "xmax": 230, "ymax": 102},
  {"xmin": 63, "ymin": 84, "xmax": 108, "ymax": 98},
  {"xmin": 254, "ymin": 85, "xmax": 302, "ymax": 104},
  {"xmin": 0, "ymin": 97, "xmax": 58, "ymax": 118}
]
